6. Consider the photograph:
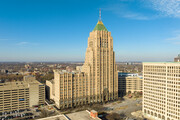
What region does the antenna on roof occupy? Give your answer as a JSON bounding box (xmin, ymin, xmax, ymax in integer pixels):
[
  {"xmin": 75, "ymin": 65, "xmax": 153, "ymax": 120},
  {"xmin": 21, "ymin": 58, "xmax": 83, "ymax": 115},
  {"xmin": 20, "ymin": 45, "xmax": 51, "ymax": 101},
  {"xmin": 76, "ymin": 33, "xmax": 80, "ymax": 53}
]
[{"xmin": 99, "ymin": 8, "xmax": 101, "ymax": 21}]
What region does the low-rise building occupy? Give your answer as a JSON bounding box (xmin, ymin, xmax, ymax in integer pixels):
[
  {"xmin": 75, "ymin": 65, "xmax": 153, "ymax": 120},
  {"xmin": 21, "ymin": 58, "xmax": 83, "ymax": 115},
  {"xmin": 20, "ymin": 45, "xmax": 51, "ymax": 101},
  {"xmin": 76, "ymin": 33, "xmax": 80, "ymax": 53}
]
[
  {"xmin": 37, "ymin": 110, "xmax": 101, "ymax": 120},
  {"xmin": 118, "ymin": 72, "xmax": 143, "ymax": 96},
  {"xmin": 66, "ymin": 110, "xmax": 101, "ymax": 120},
  {"xmin": 46, "ymin": 70, "xmax": 89, "ymax": 109},
  {"xmin": 0, "ymin": 76, "xmax": 45, "ymax": 113}
]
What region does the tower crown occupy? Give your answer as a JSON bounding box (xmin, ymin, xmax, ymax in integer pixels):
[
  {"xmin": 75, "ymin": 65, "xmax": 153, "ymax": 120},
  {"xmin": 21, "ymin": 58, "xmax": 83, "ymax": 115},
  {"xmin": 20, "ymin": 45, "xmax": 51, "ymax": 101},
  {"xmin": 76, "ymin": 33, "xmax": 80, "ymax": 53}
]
[
  {"xmin": 93, "ymin": 9, "xmax": 108, "ymax": 32},
  {"xmin": 93, "ymin": 20, "xmax": 108, "ymax": 31}
]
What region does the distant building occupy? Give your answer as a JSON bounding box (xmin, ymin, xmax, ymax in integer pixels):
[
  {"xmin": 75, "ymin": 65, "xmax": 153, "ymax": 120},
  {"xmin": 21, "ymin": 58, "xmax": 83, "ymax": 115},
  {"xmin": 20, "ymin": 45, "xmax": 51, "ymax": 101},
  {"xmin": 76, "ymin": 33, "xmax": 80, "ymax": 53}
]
[
  {"xmin": 174, "ymin": 54, "xmax": 180, "ymax": 62},
  {"xmin": 0, "ymin": 76, "xmax": 45, "ymax": 113},
  {"xmin": 66, "ymin": 66, "xmax": 74, "ymax": 72},
  {"xmin": 118, "ymin": 72, "xmax": 142, "ymax": 97},
  {"xmin": 46, "ymin": 12, "xmax": 118, "ymax": 109},
  {"xmin": 0, "ymin": 69, "xmax": 8, "ymax": 74},
  {"xmin": 143, "ymin": 62, "xmax": 180, "ymax": 120}
]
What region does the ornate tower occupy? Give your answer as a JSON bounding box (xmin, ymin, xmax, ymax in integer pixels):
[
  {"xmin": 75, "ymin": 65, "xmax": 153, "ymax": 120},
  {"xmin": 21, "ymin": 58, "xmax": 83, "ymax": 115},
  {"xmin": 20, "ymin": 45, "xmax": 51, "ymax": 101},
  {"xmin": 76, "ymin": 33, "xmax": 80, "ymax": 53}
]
[
  {"xmin": 47, "ymin": 10, "xmax": 118, "ymax": 109},
  {"xmin": 82, "ymin": 10, "xmax": 118, "ymax": 102}
]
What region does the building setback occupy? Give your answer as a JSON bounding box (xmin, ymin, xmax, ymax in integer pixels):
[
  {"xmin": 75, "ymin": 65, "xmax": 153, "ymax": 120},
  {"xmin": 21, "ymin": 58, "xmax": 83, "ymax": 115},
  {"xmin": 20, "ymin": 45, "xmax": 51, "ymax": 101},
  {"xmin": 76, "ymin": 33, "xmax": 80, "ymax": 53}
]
[
  {"xmin": 0, "ymin": 76, "xmax": 45, "ymax": 113},
  {"xmin": 143, "ymin": 62, "xmax": 180, "ymax": 120},
  {"xmin": 46, "ymin": 15, "xmax": 118, "ymax": 109}
]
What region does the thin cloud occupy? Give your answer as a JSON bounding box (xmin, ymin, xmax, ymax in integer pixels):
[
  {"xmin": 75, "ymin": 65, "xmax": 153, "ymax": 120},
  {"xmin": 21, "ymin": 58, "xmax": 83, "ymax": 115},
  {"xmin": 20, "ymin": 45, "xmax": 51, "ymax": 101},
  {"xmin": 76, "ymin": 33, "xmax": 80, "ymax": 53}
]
[
  {"xmin": 169, "ymin": 41, "xmax": 180, "ymax": 45},
  {"xmin": 166, "ymin": 31, "xmax": 180, "ymax": 44},
  {"xmin": 17, "ymin": 42, "xmax": 38, "ymax": 46},
  {"xmin": 103, "ymin": 7, "xmax": 150, "ymax": 20},
  {"xmin": 104, "ymin": 0, "xmax": 180, "ymax": 20},
  {"xmin": 17, "ymin": 42, "xmax": 29, "ymax": 45},
  {"xmin": 122, "ymin": 13, "xmax": 149, "ymax": 20},
  {"xmin": 167, "ymin": 34, "xmax": 180, "ymax": 41},
  {"xmin": 103, "ymin": 2, "xmax": 158, "ymax": 20},
  {"xmin": 148, "ymin": 0, "xmax": 180, "ymax": 18}
]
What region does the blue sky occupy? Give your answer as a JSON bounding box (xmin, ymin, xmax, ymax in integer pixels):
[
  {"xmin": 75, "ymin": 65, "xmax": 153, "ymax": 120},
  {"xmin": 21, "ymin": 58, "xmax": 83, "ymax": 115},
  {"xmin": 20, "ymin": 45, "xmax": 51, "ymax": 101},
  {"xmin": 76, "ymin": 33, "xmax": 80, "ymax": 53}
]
[{"xmin": 0, "ymin": 0, "xmax": 180, "ymax": 62}]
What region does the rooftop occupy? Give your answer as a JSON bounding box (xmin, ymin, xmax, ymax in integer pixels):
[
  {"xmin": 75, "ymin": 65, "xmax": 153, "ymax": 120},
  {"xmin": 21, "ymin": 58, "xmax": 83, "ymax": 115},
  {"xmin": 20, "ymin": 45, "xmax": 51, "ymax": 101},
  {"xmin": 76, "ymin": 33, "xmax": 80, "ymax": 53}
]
[
  {"xmin": 0, "ymin": 76, "xmax": 43, "ymax": 90},
  {"xmin": 37, "ymin": 115, "xmax": 67, "ymax": 120},
  {"xmin": 93, "ymin": 20, "xmax": 108, "ymax": 32},
  {"xmin": 66, "ymin": 110, "xmax": 101, "ymax": 120},
  {"xmin": 53, "ymin": 69, "xmax": 83, "ymax": 74},
  {"xmin": 37, "ymin": 110, "xmax": 101, "ymax": 120}
]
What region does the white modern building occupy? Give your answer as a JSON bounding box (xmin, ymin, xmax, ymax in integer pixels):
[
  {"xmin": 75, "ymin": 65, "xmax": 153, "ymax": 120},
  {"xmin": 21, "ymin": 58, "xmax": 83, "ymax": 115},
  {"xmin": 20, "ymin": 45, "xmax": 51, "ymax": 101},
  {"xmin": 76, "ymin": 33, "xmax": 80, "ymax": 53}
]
[{"xmin": 143, "ymin": 62, "xmax": 180, "ymax": 120}]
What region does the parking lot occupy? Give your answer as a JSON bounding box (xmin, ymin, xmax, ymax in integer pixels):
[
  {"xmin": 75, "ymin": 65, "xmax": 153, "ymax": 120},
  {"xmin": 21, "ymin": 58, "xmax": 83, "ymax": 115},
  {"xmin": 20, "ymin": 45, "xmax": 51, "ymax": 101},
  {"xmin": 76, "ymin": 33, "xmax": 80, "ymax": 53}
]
[{"xmin": 0, "ymin": 108, "xmax": 41, "ymax": 120}]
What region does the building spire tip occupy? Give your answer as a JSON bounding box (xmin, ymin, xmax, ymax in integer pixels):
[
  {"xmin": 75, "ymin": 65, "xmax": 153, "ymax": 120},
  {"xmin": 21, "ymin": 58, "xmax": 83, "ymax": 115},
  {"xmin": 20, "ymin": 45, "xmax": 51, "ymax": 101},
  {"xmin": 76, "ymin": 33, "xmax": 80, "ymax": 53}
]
[{"xmin": 99, "ymin": 8, "xmax": 101, "ymax": 21}]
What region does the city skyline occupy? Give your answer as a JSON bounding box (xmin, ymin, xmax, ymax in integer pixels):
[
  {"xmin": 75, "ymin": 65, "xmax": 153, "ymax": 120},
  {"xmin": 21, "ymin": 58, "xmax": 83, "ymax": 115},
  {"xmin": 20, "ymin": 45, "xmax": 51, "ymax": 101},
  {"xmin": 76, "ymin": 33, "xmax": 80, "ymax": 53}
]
[{"xmin": 0, "ymin": 0, "xmax": 180, "ymax": 62}]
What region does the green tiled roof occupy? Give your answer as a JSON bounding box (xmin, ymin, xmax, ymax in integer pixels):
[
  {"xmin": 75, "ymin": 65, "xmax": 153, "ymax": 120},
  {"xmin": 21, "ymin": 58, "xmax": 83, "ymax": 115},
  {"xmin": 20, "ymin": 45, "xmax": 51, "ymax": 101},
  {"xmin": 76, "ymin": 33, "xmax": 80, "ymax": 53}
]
[{"xmin": 93, "ymin": 20, "xmax": 108, "ymax": 31}]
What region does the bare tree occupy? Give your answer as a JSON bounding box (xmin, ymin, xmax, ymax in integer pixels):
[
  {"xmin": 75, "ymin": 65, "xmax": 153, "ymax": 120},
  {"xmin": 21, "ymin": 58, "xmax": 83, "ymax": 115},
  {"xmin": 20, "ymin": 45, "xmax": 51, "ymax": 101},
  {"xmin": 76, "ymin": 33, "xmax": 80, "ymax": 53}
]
[{"xmin": 40, "ymin": 109, "xmax": 49, "ymax": 118}]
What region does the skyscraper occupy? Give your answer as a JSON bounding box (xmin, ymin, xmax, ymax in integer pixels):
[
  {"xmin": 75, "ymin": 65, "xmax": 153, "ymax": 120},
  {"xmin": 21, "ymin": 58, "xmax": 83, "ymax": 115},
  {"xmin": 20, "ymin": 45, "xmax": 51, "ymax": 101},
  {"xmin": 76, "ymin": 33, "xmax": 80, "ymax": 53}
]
[
  {"xmin": 46, "ymin": 11, "xmax": 118, "ymax": 109},
  {"xmin": 81, "ymin": 18, "xmax": 118, "ymax": 102}
]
